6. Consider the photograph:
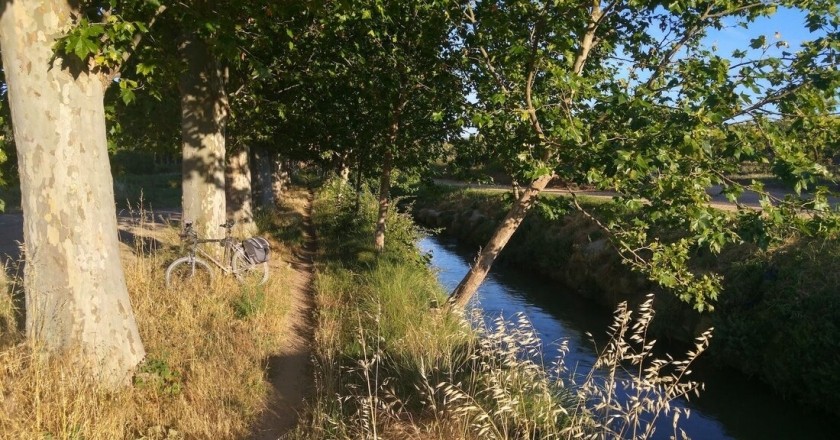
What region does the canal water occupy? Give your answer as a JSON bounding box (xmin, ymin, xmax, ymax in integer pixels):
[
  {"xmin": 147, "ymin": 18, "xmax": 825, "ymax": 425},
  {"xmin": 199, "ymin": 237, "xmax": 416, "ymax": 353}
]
[{"xmin": 420, "ymin": 235, "xmax": 839, "ymax": 439}]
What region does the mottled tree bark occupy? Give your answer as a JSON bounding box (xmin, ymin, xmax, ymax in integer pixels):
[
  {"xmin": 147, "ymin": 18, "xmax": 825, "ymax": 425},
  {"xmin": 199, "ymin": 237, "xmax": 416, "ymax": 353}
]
[
  {"xmin": 448, "ymin": 174, "xmax": 553, "ymax": 308},
  {"xmin": 226, "ymin": 144, "xmax": 257, "ymax": 237},
  {"xmin": 0, "ymin": 0, "xmax": 144, "ymax": 385},
  {"xmin": 179, "ymin": 33, "xmax": 227, "ymax": 254}
]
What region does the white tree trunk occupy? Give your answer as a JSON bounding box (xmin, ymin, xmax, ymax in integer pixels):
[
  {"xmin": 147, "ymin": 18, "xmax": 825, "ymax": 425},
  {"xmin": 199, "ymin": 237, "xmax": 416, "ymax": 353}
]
[
  {"xmin": 226, "ymin": 144, "xmax": 257, "ymax": 237},
  {"xmin": 0, "ymin": 0, "xmax": 145, "ymax": 385},
  {"xmin": 179, "ymin": 33, "xmax": 227, "ymax": 251}
]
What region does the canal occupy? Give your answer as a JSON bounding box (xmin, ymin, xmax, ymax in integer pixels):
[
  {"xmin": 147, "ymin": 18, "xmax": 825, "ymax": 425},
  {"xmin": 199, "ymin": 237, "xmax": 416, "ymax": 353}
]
[{"xmin": 420, "ymin": 235, "xmax": 839, "ymax": 439}]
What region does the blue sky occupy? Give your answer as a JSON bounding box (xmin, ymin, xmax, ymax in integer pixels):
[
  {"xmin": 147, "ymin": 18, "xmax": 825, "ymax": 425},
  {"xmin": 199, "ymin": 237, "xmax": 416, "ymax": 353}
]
[{"xmin": 704, "ymin": 7, "xmax": 817, "ymax": 56}]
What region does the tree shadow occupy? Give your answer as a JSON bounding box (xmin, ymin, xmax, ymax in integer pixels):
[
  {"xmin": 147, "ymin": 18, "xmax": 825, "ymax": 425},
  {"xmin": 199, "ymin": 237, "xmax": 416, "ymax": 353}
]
[
  {"xmin": 116, "ymin": 210, "xmax": 182, "ymax": 257},
  {"xmin": 249, "ymin": 351, "xmax": 313, "ymax": 440},
  {"xmin": 178, "ymin": 32, "xmax": 228, "ymax": 207}
]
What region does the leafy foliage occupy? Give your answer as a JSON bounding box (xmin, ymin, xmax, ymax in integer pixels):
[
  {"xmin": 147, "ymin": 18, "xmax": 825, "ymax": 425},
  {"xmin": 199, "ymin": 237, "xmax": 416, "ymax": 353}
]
[{"xmin": 453, "ymin": 0, "xmax": 840, "ymax": 310}]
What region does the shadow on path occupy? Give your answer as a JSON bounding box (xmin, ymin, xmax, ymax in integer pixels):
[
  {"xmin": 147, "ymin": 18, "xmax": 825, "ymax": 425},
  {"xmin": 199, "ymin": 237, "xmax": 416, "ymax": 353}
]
[{"xmin": 250, "ymin": 190, "xmax": 317, "ymax": 439}]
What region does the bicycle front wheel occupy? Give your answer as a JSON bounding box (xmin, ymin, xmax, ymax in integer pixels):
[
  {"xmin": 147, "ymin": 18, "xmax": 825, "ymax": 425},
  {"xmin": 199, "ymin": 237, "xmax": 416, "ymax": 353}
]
[
  {"xmin": 166, "ymin": 256, "xmax": 214, "ymax": 289},
  {"xmin": 232, "ymin": 250, "xmax": 269, "ymax": 287}
]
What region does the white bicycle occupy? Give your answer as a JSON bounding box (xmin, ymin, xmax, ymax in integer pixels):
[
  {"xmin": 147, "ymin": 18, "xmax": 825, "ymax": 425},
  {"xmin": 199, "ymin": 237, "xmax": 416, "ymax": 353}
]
[{"xmin": 165, "ymin": 220, "xmax": 269, "ymax": 288}]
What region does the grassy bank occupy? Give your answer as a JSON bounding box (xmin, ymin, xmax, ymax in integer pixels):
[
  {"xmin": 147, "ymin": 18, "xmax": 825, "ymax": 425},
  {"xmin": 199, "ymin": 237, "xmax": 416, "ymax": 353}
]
[
  {"xmin": 292, "ymin": 180, "xmax": 707, "ymax": 439},
  {"xmin": 414, "ymin": 186, "xmax": 840, "ymax": 417},
  {"xmin": 0, "ymin": 204, "xmax": 298, "ymax": 438}
]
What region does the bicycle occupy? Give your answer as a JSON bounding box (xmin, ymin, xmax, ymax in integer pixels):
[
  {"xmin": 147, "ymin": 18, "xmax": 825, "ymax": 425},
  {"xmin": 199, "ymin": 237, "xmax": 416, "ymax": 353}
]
[{"xmin": 165, "ymin": 220, "xmax": 269, "ymax": 288}]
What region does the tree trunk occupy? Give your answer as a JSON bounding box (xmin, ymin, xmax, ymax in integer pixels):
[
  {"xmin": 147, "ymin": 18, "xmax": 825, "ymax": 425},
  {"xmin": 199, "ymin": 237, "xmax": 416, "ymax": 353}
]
[
  {"xmin": 448, "ymin": 174, "xmax": 554, "ymax": 309},
  {"xmin": 354, "ymin": 158, "xmax": 364, "ymax": 213},
  {"xmin": 0, "ymin": 0, "xmax": 144, "ymax": 385},
  {"xmin": 373, "ymin": 148, "xmax": 394, "ymax": 252},
  {"xmin": 226, "ymin": 144, "xmax": 257, "ymax": 237},
  {"xmin": 179, "ymin": 33, "xmax": 227, "ymax": 253},
  {"xmin": 373, "ymin": 148, "xmax": 393, "ymax": 253},
  {"xmin": 272, "ymin": 155, "xmax": 289, "ymax": 202},
  {"xmin": 336, "ymin": 153, "xmax": 351, "ymax": 202},
  {"xmin": 252, "ymin": 147, "xmax": 274, "ymax": 208},
  {"xmin": 374, "ymin": 96, "xmax": 404, "ymax": 253}
]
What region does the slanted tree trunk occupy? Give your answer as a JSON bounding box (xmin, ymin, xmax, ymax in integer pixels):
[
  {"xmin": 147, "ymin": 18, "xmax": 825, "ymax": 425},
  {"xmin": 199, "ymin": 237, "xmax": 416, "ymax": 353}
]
[
  {"xmin": 448, "ymin": 174, "xmax": 554, "ymax": 308},
  {"xmin": 179, "ymin": 33, "xmax": 227, "ymax": 253},
  {"xmin": 0, "ymin": 0, "xmax": 144, "ymax": 385},
  {"xmin": 373, "ymin": 148, "xmax": 393, "ymax": 252},
  {"xmin": 226, "ymin": 143, "xmax": 257, "ymax": 237}
]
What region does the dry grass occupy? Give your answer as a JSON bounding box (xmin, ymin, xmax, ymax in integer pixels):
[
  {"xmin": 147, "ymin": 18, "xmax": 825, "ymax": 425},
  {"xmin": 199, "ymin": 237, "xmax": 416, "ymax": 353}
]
[
  {"xmin": 0, "ymin": 208, "xmax": 297, "ymax": 439},
  {"xmin": 433, "ymin": 296, "xmax": 710, "ymax": 440}
]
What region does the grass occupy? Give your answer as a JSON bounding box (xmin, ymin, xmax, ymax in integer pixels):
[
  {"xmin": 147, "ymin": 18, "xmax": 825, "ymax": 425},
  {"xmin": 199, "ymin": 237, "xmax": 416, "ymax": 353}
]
[
  {"xmin": 0, "ymin": 177, "xmax": 713, "ymax": 438},
  {"xmin": 1, "ymin": 172, "xmax": 181, "ymax": 213},
  {"xmin": 0, "ymin": 200, "xmax": 299, "ymax": 439},
  {"xmin": 113, "ymin": 172, "xmax": 181, "ymax": 210},
  {"xmin": 292, "ymin": 178, "xmax": 708, "ymax": 439}
]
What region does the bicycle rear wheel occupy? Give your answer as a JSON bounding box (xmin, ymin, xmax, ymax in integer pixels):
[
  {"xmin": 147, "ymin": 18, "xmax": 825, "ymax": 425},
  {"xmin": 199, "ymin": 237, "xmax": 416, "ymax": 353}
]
[
  {"xmin": 232, "ymin": 250, "xmax": 269, "ymax": 287},
  {"xmin": 166, "ymin": 256, "xmax": 214, "ymax": 288}
]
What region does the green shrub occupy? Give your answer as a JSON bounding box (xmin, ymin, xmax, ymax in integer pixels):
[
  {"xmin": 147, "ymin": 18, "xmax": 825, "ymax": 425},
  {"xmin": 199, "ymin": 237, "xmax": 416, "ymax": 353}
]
[{"xmin": 716, "ymin": 238, "xmax": 840, "ymax": 415}]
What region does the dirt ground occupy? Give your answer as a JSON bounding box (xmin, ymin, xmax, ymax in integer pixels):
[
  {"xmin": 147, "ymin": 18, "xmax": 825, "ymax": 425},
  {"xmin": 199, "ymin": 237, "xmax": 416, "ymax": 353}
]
[
  {"xmin": 0, "ymin": 197, "xmax": 317, "ymax": 439},
  {"xmin": 250, "ymin": 192, "xmax": 317, "ymax": 439}
]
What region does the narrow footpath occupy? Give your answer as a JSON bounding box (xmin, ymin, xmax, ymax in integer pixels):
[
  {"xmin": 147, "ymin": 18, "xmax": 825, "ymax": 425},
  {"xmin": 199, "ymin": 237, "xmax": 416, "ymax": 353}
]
[{"xmin": 250, "ymin": 190, "xmax": 317, "ymax": 439}]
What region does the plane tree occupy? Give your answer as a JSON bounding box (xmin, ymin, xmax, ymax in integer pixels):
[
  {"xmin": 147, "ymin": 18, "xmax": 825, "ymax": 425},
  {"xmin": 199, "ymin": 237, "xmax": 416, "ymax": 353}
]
[
  {"xmin": 448, "ymin": 0, "xmax": 840, "ymax": 309},
  {"xmin": 300, "ymin": 0, "xmax": 464, "ymax": 252},
  {"xmin": 0, "ymin": 0, "xmax": 169, "ymax": 384}
]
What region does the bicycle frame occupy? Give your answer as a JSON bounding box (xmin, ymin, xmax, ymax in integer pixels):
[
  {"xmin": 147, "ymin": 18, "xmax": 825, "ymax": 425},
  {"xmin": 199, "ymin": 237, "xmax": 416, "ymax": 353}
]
[
  {"xmin": 180, "ymin": 221, "xmax": 241, "ymax": 274},
  {"xmin": 167, "ymin": 220, "xmax": 268, "ymax": 288}
]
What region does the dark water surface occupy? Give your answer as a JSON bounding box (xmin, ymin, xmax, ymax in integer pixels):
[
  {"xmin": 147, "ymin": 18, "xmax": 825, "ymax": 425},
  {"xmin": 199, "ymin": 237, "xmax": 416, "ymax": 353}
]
[{"xmin": 420, "ymin": 235, "xmax": 839, "ymax": 440}]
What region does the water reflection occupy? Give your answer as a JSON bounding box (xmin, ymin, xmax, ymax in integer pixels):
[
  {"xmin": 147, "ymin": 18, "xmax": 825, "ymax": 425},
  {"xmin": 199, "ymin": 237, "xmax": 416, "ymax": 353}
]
[{"xmin": 421, "ymin": 236, "xmax": 838, "ymax": 440}]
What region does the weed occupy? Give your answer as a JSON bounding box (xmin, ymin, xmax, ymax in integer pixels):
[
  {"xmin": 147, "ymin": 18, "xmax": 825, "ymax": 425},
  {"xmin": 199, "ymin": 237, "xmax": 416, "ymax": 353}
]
[
  {"xmin": 233, "ymin": 287, "xmax": 266, "ymax": 319},
  {"xmin": 134, "ymin": 356, "xmax": 183, "ymax": 397}
]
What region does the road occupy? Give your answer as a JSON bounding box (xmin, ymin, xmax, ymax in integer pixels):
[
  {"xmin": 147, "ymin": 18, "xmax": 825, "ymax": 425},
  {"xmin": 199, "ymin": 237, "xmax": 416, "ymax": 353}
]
[
  {"xmin": 0, "ymin": 209, "xmax": 182, "ymax": 272},
  {"xmin": 431, "ymin": 178, "xmax": 837, "ymax": 212}
]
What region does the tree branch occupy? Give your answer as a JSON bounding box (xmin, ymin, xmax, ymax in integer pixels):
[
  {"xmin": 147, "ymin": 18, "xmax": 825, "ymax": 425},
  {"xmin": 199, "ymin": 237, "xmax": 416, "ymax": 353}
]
[
  {"xmin": 106, "ymin": 4, "xmax": 168, "ymax": 84},
  {"xmin": 571, "ymin": 0, "xmax": 603, "ymax": 76},
  {"xmin": 463, "ymin": 3, "xmax": 509, "ymax": 94}
]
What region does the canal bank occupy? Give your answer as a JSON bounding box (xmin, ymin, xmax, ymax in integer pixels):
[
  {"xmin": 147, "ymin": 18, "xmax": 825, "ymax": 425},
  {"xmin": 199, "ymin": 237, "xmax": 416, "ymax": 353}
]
[
  {"xmin": 413, "ymin": 187, "xmax": 840, "ymax": 419},
  {"xmin": 420, "ymin": 235, "xmax": 840, "ymax": 439}
]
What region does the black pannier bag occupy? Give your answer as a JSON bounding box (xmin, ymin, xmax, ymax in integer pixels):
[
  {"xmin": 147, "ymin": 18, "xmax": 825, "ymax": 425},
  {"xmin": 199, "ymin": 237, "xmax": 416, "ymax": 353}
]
[{"xmin": 243, "ymin": 237, "xmax": 270, "ymax": 264}]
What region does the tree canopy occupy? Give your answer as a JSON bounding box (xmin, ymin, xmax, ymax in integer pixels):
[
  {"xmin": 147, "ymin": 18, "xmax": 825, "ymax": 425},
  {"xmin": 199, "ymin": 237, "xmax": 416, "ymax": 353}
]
[{"xmin": 0, "ymin": 0, "xmax": 837, "ymax": 310}]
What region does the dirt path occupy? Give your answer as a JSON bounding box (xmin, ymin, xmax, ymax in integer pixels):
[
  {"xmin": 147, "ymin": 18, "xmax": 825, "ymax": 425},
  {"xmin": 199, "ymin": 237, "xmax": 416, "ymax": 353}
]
[{"xmin": 250, "ymin": 191, "xmax": 317, "ymax": 439}]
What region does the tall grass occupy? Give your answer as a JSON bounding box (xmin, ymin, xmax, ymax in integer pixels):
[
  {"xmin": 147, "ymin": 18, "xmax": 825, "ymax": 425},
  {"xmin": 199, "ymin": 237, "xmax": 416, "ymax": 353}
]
[
  {"xmin": 0, "ymin": 203, "xmax": 296, "ymax": 439},
  {"xmin": 297, "ymin": 178, "xmax": 709, "ymax": 439}
]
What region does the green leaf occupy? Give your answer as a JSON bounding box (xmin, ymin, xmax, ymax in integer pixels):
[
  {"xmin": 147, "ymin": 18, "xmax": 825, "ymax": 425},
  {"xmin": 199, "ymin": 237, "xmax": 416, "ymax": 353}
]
[{"xmin": 749, "ymin": 36, "xmax": 766, "ymax": 49}]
